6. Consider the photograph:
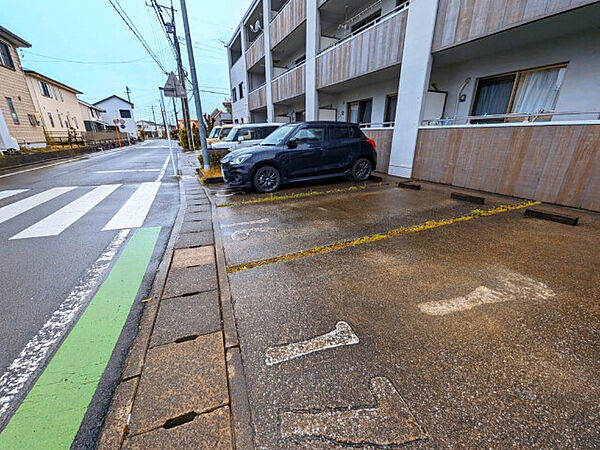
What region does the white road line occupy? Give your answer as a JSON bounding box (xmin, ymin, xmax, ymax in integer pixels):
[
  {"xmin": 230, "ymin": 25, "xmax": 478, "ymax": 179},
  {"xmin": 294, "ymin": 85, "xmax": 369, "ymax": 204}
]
[
  {"xmin": 418, "ymin": 270, "xmax": 555, "ymax": 315},
  {"xmin": 10, "ymin": 184, "xmax": 120, "ymax": 239},
  {"xmin": 102, "ymin": 181, "xmax": 161, "ymax": 231},
  {"xmin": 95, "ymin": 169, "xmax": 160, "ymax": 174},
  {"xmin": 265, "ymin": 321, "xmax": 359, "ymax": 366},
  {"xmin": 0, "ymin": 187, "xmax": 76, "ymax": 225},
  {"xmin": 156, "ymin": 154, "xmax": 171, "ymax": 182},
  {"xmin": 0, "ymin": 157, "xmax": 86, "ymax": 179},
  {"xmin": 222, "ymin": 218, "xmax": 270, "ymax": 228},
  {"xmin": 0, "ymin": 189, "xmax": 29, "ymax": 201},
  {"xmin": 0, "ymin": 229, "xmax": 130, "ymax": 422}
]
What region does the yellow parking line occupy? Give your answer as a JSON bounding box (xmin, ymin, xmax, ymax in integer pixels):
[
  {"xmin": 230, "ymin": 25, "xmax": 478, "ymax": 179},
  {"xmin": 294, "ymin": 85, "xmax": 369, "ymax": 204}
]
[
  {"xmin": 217, "ymin": 183, "xmax": 389, "ymax": 208},
  {"xmin": 226, "ymin": 201, "xmax": 540, "ymax": 273}
]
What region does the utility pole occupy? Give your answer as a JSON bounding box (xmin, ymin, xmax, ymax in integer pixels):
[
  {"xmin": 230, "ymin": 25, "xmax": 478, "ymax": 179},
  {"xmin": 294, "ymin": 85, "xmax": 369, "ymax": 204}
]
[
  {"xmin": 159, "ymin": 87, "xmax": 177, "ymax": 175},
  {"xmin": 179, "ymin": 0, "xmax": 209, "ymax": 170},
  {"xmin": 168, "ymin": 1, "xmax": 194, "ymax": 150},
  {"xmin": 125, "ymin": 86, "xmax": 132, "ymax": 103},
  {"xmin": 151, "ymin": 105, "xmax": 159, "ymax": 138}
]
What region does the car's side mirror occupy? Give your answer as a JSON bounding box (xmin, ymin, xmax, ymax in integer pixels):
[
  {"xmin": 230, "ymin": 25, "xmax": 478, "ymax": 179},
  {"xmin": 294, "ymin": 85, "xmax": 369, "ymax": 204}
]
[
  {"xmin": 238, "ymin": 137, "xmax": 244, "ymax": 143},
  {"xmin": 287, "ymin": 137, "xmax": 299, "ymax": 148}
]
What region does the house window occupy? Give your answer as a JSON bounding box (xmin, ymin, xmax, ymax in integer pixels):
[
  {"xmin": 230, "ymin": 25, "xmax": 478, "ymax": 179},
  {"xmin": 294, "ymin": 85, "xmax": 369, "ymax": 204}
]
[
  {"xmin": 0, "ymin": 41, "xmax": 14, "ymax": 69},
  {"xmin": 47, "ymin": 112, "xmax": 55, "ymax": 127},
  {"xmin": 347, "ymin": 99, "xmax": 372, "ymax": 125},
  {"xmin": 58, "ymin": 113, "xmax": 64, "ymax": 128},
  {"xmin": 28, "ymin": 114, "xmax": 36, "ymax": 126},
  {"xmin": 238, "ymin": 82, "xmax": 244, "ymax": 99},
  {"xmin": 471, "ymin": 64, "xmax": 567, "ymax": 122},
  {"xmin": 119, "ymin": 109, "xmax": 131, "ymax": 118},
  {"xmin": 39, "ymin": 81, "xmax": 52, "ymax": 98},
  {"xmin": 232, "ymin": 88, "xmax": 237, "ymax": 102},
  {"xmin": 73, "ymin": 117, "xmax": 79, "ymax": 129},
  {"xmin": 5, "ymin": 97, "xmax": 19, "ymax": 124},
  {"xmin": 384, "ymin": 94, "xmax": 397, "ymax": 126}
]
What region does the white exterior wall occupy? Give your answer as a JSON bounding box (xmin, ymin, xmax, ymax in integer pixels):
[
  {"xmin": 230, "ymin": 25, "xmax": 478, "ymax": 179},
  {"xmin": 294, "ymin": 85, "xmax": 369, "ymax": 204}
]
[
  {"xmin": 229, "ymin": 36, "xmax": 249, "ymax": 123},
  {"xmin": 431, "ymin": 28, "xmax": 600, "ymax": 121},
  {"xmin": 94, "ymin": 97, "xmax": 136, "ymax": 139}
]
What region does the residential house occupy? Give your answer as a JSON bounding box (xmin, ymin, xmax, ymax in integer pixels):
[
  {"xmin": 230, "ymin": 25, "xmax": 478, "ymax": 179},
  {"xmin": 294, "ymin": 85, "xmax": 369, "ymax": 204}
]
[
  {"xmin": 94, "ymin": 95, "xmax": 136, "ymax": 141},
  {"xmin": 0, "ymin": 25, "xmax": 45, "ymax": 150},
  {"xmin": 210, "ymin": 106, "xmax": 233, "ymax": 126},
  {"xmin": 79, "ymin": 100, "xmax": 108, "ymax": 132},
  {"xmin": 136, "ymin": 119, "xmax": 164, "ymax": 138},
  {"xmin": 24, "ymin": 69, "xmax": 85, "ymax": 141},
  {"xmin": 227, "ymin": 0, "xmax": 600, "ymax": 211}
]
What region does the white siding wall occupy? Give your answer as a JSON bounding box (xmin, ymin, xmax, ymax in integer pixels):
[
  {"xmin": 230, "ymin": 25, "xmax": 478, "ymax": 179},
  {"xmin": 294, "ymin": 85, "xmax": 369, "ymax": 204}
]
[{"xmin": 95, "ymin": 97, "xmax": 136, "ymax": 138}]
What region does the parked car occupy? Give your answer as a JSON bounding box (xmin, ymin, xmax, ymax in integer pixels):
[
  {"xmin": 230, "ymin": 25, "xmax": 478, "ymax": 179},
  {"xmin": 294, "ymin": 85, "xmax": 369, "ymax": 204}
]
[
  {"xmin": 207, "ymin": 124, "xmax": 235, "ymax": 145},
  {"xmin": 209, "ymin": 123, "xmax": 282, "ymax": 153},
  {"xmin": 220, "ymin": 121, "xmax": 377, "ymax": 193}
]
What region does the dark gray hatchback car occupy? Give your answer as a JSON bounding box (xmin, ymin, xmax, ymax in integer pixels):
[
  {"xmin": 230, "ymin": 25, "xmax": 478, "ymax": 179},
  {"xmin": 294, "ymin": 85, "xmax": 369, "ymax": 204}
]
[{"xmin": 220, "ymin": 121, "xmax": 377, "ymax": 193}]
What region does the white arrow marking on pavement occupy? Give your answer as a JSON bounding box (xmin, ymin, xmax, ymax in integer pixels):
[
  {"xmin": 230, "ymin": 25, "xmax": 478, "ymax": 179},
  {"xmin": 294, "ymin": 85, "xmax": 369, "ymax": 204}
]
[
  {"xmin": 418, "ymin": 269, "xmax": 555, "ymax": 315},
  {"xmin": 280, "ymin": 377, "xmax": 427, "ymax": 446},
  {"xmin": 0, "ymin": 189, "xmax": 28, "ymax": 201},
  {"xmin": 103, "ymin": 181, "xmax": 161, "ymax": 230},
  {"xmin": 11, "ymin": 184, "xmax": 120, "ymax": 239},
  {"xmin": 0, "ymin": 229, "xmax": 129, "ymax": 423},
  {"xmin": 265, "ymin": 321, "xmax": 359, "ymax": 366},
  {"xmin": 0, "ymin": 187, "xmax": 76, "ymax": 224},
  {"xmin": 222, "ymin": 218, "xmax": 270, "ymax": 228}
]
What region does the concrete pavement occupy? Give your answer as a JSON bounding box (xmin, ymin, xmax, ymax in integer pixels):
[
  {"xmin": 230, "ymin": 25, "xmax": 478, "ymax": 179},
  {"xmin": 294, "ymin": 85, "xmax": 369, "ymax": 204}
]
[{"xmin": 0, "ymin": 140, "xmax": 180, "ymax": 447}]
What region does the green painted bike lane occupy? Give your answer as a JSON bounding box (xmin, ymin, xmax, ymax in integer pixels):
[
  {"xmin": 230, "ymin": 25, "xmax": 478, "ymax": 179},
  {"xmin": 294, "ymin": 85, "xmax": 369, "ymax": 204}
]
[{"xmin": 0, "ymin": 226, "xmax": 161, "ymax": 449}]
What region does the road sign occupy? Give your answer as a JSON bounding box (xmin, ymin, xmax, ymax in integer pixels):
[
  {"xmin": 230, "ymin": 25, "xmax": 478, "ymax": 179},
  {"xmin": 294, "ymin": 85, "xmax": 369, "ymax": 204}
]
[
  {"xmin": 113, "ymin": 119, "xmax": 119, "ymax": 125},
  {"xmin": 163, "ymin": 72, "xmax": 186, "ymax": 98}
]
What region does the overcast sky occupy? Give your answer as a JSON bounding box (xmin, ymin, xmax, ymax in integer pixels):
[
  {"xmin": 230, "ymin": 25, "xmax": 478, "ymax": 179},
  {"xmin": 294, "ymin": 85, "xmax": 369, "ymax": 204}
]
[{"xmin": 3, "ymin": 0, "xmax": 252, "ymax": 123}]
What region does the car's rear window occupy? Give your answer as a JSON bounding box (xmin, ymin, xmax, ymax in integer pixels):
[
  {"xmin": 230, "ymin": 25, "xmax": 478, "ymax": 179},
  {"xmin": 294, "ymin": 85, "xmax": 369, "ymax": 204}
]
[
  {"xmin": 330, "ymin": 126, "xmax": 350, "ymax": 140},
  {"xmin": 350, "ymin": 126, "xmax": 365, "ymax": 139}
]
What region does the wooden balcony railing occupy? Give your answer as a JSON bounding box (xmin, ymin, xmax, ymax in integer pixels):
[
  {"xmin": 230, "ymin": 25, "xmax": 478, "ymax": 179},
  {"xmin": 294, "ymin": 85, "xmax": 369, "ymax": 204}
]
[
  {"xmin": 413, "ymin": 122, "xmax": 600, "ymax": 211},
  {"xmin": 433, "ymin": 0, "xmax": 599, "ymax": 52},
  {"xmin": 270, "ymin": 0, "xmax": 306, "ymax": 49},
  {"xmin": 245, "ymin": 33, "xmax": 265, "ymax": 69},
  {"xmin": 248, "ymin": 85, "xmax": 267, "ymax": 111},
  {"xmin": 316, "ymin": 8, "xmax": 407, "ymax": 89},
  {"xmin": 272, "ymin": 63, "xmax": 305, "ymax": 103}
]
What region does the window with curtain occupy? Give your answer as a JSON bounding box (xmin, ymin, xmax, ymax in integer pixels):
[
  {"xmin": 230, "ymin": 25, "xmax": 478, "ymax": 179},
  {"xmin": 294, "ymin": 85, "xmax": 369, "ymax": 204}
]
[
  {"xmin": 471, "ymin": 65, "xmax": 567, "ymax": 122},
  {"xmin": 347, "ymin": 99, "xmax": 372, "ymax": 125}
]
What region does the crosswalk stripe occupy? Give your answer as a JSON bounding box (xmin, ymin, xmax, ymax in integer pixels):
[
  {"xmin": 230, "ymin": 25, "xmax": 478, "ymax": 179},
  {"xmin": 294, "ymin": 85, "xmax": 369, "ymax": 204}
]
[
  {"xmin": 0, "ymin": 189, "xmax": 29, "ymax": 201},
  {"xmin": 10, "ymin": 184, "xmax": 120, "ymax": 239},
  {"xmin": 0, "ymin": 187, "xmax": 76, "ymax": 225},
  {"xmin": 102, "ymin": 182, "xmax": 161, "ymax": 231}
]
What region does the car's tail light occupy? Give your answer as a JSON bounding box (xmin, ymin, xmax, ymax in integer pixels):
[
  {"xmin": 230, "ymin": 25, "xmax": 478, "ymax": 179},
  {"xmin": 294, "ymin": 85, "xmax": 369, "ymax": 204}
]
[{"xmin": 366, "ymin": 138, "xmax": 377, "ymax": 151}]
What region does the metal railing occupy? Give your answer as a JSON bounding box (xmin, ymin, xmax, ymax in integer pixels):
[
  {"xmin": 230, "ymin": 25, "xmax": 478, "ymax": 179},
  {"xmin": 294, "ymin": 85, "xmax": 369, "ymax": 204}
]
[{"xmin": 422, "ymin": 111, "xmax": 600, "ymax": 126}]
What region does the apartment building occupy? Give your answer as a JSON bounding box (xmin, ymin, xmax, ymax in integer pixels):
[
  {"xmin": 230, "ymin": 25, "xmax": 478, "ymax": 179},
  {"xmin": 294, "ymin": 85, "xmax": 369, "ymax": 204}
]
[
  {"xmin": 24, "ymin": 70, "xmax": 85, "ymax": 139},
  {"xmin": 0, "ymin": 25, "xmax": 45, "ymax": 150},
  {"xmin": 227, "ymin": 0, "xmax": 600, "ymax": 211}
]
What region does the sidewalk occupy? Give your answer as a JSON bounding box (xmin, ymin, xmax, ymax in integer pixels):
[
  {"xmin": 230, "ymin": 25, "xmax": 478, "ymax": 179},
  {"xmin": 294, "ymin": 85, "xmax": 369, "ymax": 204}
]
[{"xmin": 97, "ymin": 151, "xmax": 252, "ymax": 449}]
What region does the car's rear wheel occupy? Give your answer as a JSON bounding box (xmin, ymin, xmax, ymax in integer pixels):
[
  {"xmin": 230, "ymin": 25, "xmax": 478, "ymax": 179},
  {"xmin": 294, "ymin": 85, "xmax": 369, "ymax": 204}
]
[
  {"xmin": 253, "ymin": 165, "xmax": 281, "ymax": 193},
  {"xmin": 351, "ymin": 157, "xmax": 372, "ymax": 182}
]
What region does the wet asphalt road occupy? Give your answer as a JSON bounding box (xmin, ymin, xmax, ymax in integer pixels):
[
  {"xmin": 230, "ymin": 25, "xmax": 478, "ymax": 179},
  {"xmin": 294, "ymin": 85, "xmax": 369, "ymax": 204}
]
[
  {"xmin": 0, "ymin": 140, "xmax": 179, "ymax": 444},
  {"xmin": 211, "ymin": 180, "xmax": 600, "ymax": 448}
]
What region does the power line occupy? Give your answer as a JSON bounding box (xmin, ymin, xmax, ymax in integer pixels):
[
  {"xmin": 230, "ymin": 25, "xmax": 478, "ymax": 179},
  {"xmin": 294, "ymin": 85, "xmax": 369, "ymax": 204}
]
[
  {"xmin": 106, "ymin": 0, "xmax": 168, "ymax": 73},
  {"xmin": 20, "ymin": 50, "xmax": 156, "ymax": 65}
]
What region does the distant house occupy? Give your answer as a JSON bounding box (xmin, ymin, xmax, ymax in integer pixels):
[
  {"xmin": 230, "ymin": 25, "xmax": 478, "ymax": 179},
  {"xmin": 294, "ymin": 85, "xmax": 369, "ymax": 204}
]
[
  {"xmin": 210, "ymin": 107, "xmax": 232, "ymax": 126},
  {"xmin": 0, "ymin": 25, "xmax": 45, "ymax": 151},
  {"xmin": 24, "ymin": 69, "xmax": 85, "ymax": 139},
  {"xmin": 136, "ymin": 119, "xmax": 163, "ymax": 138},
  {"xmin": 94, "ymin": 95, "xmax": 136, "ymax": 140},
  {"xmin": 79, "ymin": 100, "xmax": 108, "ymax": 132}
]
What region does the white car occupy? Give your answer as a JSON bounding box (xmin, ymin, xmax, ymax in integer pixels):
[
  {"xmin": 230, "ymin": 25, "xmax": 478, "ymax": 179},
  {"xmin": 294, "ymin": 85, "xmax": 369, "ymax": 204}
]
[{"xmin": 209, "ymin": 123, "xmax": 283, "ymax": 153}]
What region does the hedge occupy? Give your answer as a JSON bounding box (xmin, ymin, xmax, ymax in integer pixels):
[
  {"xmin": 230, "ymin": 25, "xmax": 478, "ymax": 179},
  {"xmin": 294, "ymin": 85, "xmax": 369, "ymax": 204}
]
[{"xmin": 199, "ymin": 150, "xmax": 228, "ymax": 168}]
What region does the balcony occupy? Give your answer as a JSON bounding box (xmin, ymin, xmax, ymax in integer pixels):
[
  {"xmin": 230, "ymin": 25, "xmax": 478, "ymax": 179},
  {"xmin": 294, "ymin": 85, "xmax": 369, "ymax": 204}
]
[
  {"xmin": 245, "ymin": 33, "xmax": 265, "ymax": 69},
  {"xmin": 316, "ymin": 8, "xmax": 407, "ymax": 89},
  {"xmin": 413, "ymin": 113, "xmax": 600, "ymax": 211},
  {"xmin": 433, "ymin": 0, "xmax": 600, "ymax": 52},
  {"xmin": 271, "ymin": 63, "xmax": 305, "ymax": 104},
  {"xmin": 248, "ymin": 84, "xmax": 267, "ymax": 111},
  {"xmin": 269, "ymin": 0, "xmax": 306, "ymax": 49}
]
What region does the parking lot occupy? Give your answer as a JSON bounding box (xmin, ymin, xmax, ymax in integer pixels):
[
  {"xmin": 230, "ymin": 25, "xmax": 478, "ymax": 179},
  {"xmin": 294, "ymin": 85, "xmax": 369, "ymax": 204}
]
[{"xmin": 208, "ymin": 178, "xmax": 600, "ymax": 448}]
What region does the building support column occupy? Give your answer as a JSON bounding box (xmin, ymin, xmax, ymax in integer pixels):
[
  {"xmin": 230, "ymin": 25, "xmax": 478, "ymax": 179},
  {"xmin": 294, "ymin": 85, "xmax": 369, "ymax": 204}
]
[
  {"xmin": 305, "ymin": 0, "xmax": 319, "ymax": 120},
  {"xmin": 240, "ymin": 25, "xmax": 250, "ymax": 122},
  {"xmin": 388, "ymin": 0, "xmax": 438, "ymax": 177},
  {"xmin": 263, "ymin": 0, "xmax": 275, "ymax": 122}
]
